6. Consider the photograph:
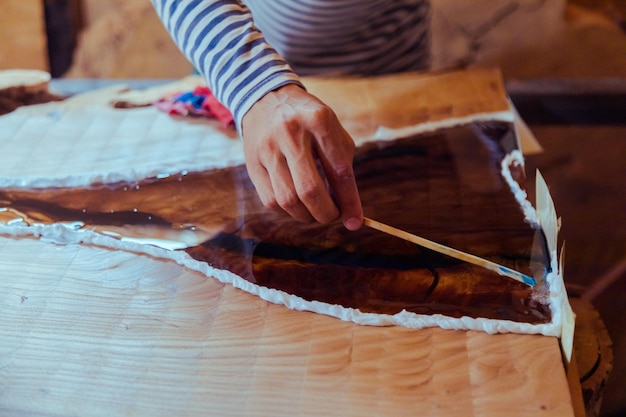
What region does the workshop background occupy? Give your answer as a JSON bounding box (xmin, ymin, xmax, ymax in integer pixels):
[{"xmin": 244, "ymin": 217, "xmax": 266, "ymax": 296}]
[{"xmin": 0, "ymin": 1, "xmax": 624, "ymax": 416}]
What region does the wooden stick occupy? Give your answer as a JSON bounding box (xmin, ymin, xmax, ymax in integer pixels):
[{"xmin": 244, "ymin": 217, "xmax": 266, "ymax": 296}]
[{"xmin": 362, "ymin": 217, "xmax": 536, "ymax": 287}]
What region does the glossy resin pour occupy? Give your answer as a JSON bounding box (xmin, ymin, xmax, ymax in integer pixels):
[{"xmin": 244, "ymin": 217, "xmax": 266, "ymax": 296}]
[{"xmin": 0, "ymin": 121, "xmax": 551, "ymax": 324}]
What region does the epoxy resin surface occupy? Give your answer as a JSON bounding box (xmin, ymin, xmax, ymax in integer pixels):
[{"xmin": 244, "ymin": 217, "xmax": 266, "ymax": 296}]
[{"xmin": 0, "ymin": 122, "xmax": 551, "ymax": 323}]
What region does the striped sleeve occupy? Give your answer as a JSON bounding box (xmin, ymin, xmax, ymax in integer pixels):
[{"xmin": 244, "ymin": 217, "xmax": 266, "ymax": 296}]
[
  {"xmin": 244, "ymin": 0, "xmax": 431, "ymax": 77},
  {"xmin": 151, "ymin": 0, "xmax": 304, "ymax": 132}
]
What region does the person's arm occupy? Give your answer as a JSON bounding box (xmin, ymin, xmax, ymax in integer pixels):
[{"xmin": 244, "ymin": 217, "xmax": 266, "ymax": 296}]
[{"xmin": 151, "ymin": 0, "xmax": 362, "ymax": 230}]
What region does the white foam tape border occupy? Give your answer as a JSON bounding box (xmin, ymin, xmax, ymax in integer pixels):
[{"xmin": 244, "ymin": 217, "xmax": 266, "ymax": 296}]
[{"xmin": 0, "ymin": 218, "xmax": 562, "ymax": 337}]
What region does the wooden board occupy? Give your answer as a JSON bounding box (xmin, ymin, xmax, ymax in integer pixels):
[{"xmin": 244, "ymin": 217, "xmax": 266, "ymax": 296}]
[
  {"xmin": 0, "ymin": 68, "xmax": 579, "ymax": 416},
  {"xmin": 0, "ymin": 235, "xmax": 575, "ymax": 417}
]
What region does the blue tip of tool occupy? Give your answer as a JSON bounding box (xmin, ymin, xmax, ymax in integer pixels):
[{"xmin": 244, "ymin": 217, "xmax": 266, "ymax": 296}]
[
  {"xmin": 521, "ymin": 274, "xmax": 537, "ymax": 287},
  {"xmin": 498, "ymin": 265, "xmax": 537, "ymax": 287}
]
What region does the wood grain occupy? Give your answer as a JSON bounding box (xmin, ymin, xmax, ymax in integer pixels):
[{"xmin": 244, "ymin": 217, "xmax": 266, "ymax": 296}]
[
  {"xmin": 304, "ymin": 68, "xmax": 511, "ymax": 141},
  {"xmin": 0, "ymin": 235, "xmax": 575, "ymax": 417},
  {"xmin": 0, "ymin": 69, "xmax": 582, "ymax": 416}
]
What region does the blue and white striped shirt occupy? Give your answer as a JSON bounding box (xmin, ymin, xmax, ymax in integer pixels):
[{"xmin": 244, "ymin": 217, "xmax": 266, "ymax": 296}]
[{"xmin": 152, "ymin": 0, "xmax": 431, "ymax": 130}]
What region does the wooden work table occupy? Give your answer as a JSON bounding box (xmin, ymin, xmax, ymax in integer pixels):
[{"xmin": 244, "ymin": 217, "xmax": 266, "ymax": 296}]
[{"xmin": 2, "ymin": 75, "xmax": 622, "ymax": 417}]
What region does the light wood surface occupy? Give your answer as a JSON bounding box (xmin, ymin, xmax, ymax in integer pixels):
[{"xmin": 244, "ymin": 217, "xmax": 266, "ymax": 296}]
[
  {"xmin": 0, "ymin": 235, "xmax": 575, "ymax": 417},
  {"xmin": 0, "ymin": 0, "xmax": 48, "ymax": 71},
  {"xmin": 304, "ymin": 68, "xmax": 511, "ymax": 141}
]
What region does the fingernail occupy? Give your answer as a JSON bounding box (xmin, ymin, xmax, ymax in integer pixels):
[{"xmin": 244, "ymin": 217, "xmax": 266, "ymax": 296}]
[{"xmin": 345, "ymin": 217, "xmax": 362, "ymax": 231}]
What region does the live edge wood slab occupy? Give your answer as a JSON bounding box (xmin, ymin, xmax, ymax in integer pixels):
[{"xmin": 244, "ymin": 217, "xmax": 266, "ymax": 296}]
[{"xmin": 0, "ymin": 68, "xmax": 580, "ymax": 416}]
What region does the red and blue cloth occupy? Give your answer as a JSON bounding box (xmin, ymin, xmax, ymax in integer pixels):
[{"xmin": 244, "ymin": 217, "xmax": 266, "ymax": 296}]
[{"xmin": 153, "ymin": 86, "xmax": 234, "ymax": 129}]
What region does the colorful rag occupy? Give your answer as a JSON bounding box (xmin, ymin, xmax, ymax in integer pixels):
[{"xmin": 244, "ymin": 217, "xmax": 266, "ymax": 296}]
[{"xmin": 153, "ymin": 86, "xmax": 234, "ymax": 129}]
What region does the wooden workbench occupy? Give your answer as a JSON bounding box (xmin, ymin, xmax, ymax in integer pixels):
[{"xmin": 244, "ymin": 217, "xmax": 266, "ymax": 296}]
[{"xmin": 0, "ymin": 70, "xmax": 584, "ymax": 417}]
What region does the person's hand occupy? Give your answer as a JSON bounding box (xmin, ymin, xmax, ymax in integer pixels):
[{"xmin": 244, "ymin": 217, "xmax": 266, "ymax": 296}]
[{"xmin": 241, "ymin": 84, "xmax": 363, "ymax": 231}]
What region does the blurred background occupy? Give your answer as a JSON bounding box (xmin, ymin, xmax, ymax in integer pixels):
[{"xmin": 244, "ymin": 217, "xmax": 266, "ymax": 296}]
[
  {"xmin": 1, "ymin": 1, "xmax": 624, "ymax": 416},
  {"xmin": 1, "ymin": 0, "xmax": 625, "ymax": 79}
]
